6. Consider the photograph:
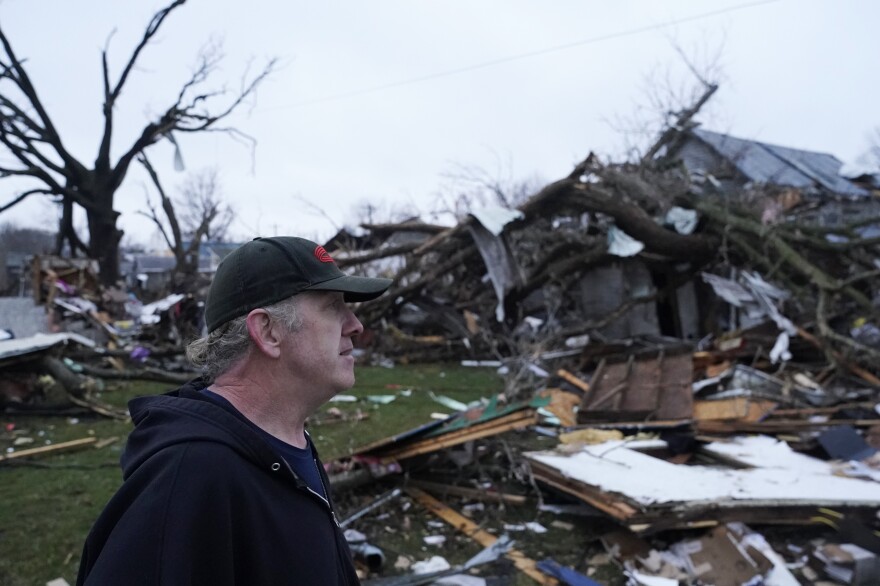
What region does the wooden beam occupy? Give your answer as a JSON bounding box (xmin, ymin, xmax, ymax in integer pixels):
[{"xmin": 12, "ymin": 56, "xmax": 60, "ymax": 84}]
[
  {"xmin": 693, "ymin": 398, "xmax": 777, "ymax": 422},
  {"xmin": 405, "ymin": 487, "xmax": 557, "ymax": 585},
  {"xmin": 556, "ymin": 369, "xmax": 590, "ymax": 393},
  {"xmin": 380, "ymin": 410, "xmax": 536, "ymax": 461},
  {"xmin": 0, "ymin": 437, "xmax": 98, "ymax": 462}
]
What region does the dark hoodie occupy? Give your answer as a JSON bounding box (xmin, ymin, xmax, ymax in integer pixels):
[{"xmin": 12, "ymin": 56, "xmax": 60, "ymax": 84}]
[{"xmin": 77, "ymin": 379, "xmax": 360, "ymax": 585}]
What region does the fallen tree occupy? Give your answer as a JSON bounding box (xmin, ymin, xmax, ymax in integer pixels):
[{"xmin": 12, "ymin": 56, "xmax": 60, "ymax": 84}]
[{"xmin": 349, "ymin": 152, "xmax": 880, "ymax": 385}]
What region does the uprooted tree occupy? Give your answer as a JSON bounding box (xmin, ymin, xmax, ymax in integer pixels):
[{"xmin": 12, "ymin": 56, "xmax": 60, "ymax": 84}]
[{"xmin": 0, "ymin": 0, "xmax": 275, "ymax": 285}]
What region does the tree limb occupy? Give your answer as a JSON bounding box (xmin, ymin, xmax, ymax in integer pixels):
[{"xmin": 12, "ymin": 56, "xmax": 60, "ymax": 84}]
[
  {"xmin": 0, "ymin": 187, "xmax": 51, "ymax": 213},
  {"xmin": 138, "ymin": 153, "xmax": 182, "ymax": 252}
]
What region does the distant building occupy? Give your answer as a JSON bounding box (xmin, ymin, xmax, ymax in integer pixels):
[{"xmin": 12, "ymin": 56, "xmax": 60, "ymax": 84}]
[
  {"xmin": 666, "ymin": 128, "xmax": 878, "ymax": 228},
  {"xmin": 197, "ymin": 241, "xmax": 241, "ymax": 273},
  {"xmin": 126, "ymin": 240, "xmax": 244, "ymax": 294},
  {"xmin": 1, "ymin": 251, "xmax": 30, "ymax": 296},
  {"xmin": 129, "ymin": 255, "xmax": 177, "ymax": 294}
]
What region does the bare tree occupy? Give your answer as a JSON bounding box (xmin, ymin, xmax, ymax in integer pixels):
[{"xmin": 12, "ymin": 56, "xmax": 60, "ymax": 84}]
[
  {"xmin": 441, "ymin": 162, "xmax": 543, "ymax": 209},
  {"xmin": 432, "ymin": 155, "xmax": 545, "ymax": 223},
  {"xmin": 604, "ymin": 37, "xmax": 726, "ymax": 162},
  {"xmin": 350, "ymin": 197, "xmax": 422, "ymax": 227},
  {"xmin": 176, "ymin": 170, "xmax": 234, "ymax": 244},
  {"xmin": 138, "ymin": 154, "xmax": 232, "ymax": 291},
  {"xmin": 0, "ymin": 0, "xmax": 276, "ymax": 284}
]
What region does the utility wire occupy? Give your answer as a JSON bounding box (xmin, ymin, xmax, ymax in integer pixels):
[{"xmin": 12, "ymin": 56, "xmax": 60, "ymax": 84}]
[{"xmin": 269, "ymin": 0, "xmax": 779, "ymax": 110}]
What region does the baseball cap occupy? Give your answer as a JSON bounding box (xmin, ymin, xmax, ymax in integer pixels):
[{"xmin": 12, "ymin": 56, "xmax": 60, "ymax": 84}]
[{"xmin": 204, "ymin": 236, "xmax": 392, "ymax": 332}]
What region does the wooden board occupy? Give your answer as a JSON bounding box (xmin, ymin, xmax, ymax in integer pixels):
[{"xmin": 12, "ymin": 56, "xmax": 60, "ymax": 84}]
[
  {"xmin": 405, "ymin": 487, "xmax": 557, "ymax": 585},
  {"xmin": 378, "ymin": 410, "xmax": 537, "ymax": 462},
  {"xmin": 579, "ymin": 350, "xmax": 693, "ymax": 423},
  {"xmin": 0, "ymin": 437, "xmax": 97, "ymax": 461},
  {"xmin": 693, "ymin": 397, "xmax": 777, "ymax": 422}
]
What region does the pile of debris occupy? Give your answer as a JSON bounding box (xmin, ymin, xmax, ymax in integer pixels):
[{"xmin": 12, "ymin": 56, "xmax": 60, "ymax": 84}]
[
  {"xmin": 328, "ymin": 121, "xmax": 880, "ymax": 408},
  {"xmin": 324, "ymin": 348, "xmax": 880, "ymax": 585},
  {"xmin": 317, "ymin": 142, "xmax": 880, "ymax": 582},
  {"xmin": 0, "ymin": 255, "xmax": 200, "ymax": 414},
  {"xmin": 3, "ymin": 114, "xmax": 880, "ymax": 583},
  {"xmin": 317, "ymin": 134, "xmax": 880, "ymax": 580}
]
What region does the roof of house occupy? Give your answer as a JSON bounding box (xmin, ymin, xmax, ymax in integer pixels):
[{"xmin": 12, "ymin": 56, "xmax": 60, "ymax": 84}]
[
  {"xmin": 688, "ymin": 128, "xmax": 868, "ymax": 197},
  {"xmin": 3, "ymin": 252, "xmax": 30, "ymax": 268},
  {"xmin": 200, "ymin": 241, "xmax": 242, "ymax": 261},
  {"xmin": 132, "ymin": 255, "xmax": 177, "ymax": 273},
  {"xmin": 129, "ymin": 242, "xmax": 243, "ymax": 276},
  {"xmin": 0, "ymin": 297, "xmax": 50, "ymax": 338}
]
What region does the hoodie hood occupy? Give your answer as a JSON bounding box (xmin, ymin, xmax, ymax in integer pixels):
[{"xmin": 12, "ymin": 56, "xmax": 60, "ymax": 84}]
[{"xmin": 122, "ymin": 378, "xmax": 281, "ymax": 480}]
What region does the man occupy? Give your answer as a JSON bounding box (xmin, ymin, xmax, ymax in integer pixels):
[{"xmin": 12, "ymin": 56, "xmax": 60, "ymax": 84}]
[{"xmin": 77, "ymin": 236, "xmax": 391, "ymax": 585}]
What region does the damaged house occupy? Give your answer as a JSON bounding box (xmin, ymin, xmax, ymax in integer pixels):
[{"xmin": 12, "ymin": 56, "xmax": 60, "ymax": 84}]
[
  {"xmin": 579, "ymin": 127, "xmax": 879, "ymax": 343},
  {"xmin": 126, "ymin": 240, "xmax": 242, "ymax": 296},
  {"xmin": 666, "ymin": 127, "xmax": 878, "ymax": 228},
  {"xmin": 339, "ymin": 124, "xmax": 880, "ymax": 401}
]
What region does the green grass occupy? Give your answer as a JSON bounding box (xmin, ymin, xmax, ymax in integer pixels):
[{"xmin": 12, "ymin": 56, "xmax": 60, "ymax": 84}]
[
  {"xmin": 0, "ymin": 364, "xmax": 626, "ymax": 585},
  {"xmin": 0, "ymin": 381, "xmax": 147, "ymax": 586},
  {"xmin": 0, "ymin": 364, "xmax": 506, "ymax": 586},
  {"xmin": 313, "ymin": 362, "xmax": 503, "ymax": 460}
]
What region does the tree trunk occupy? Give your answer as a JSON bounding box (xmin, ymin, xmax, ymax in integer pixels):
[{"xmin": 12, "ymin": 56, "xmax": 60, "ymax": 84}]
[
  {"xmin": 56, "ymin": 199, "xmax": 74, "ymax": 256},
  {"xmin": 86, "ymin": 195, "xmax": 123, "ymax": 286}
]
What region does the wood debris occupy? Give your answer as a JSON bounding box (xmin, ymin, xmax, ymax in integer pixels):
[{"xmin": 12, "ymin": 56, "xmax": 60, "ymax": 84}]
[{"xmin": 0, "ymin": 436, "xmax": 98, "ymax": 462}]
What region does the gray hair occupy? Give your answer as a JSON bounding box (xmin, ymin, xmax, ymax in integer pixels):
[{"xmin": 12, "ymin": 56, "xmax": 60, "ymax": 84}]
[{"xmin": 187, "ymin": 296, "xmax": 303, "ymax": 382}]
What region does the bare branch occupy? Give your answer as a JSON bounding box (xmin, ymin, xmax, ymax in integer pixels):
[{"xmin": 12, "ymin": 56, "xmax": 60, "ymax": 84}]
[
  {"xmin": 0, "ymin": 27, "xmax": 84, "ymax": 173},
  {"xmin": 136, "ymin": 203, "xmax": 175, "ymax": 252},
  {"xmin": 0, "ymin": 187, "xmax": 52, "ymax": 213},
  {"xmin": 173, "ymin": 57, "xmax": 279, "ymax": 132},
  {"xmin": 109, "ymin": 1, "xmax": 188, "ymax": 101},
  {"xmin": 291, "ymin": 194, "xmax": 341, "ymax": 232},
  {"xmin": 138, "ymin": 152, "xmax": 183, "ymax": 253},
  {"xmin": 111, "ymin": 56, "xmax": 277, "ymax": 189}
]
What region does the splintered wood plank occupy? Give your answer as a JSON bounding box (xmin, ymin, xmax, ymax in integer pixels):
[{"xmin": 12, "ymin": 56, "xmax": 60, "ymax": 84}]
[
  {"xmin": 556, "ymin": 369, "xmax": 590, "ymax": 393},
  {"xmin": 694, "ymin": 398, "xmax": 777, "ymax": 422},
  {"xmin": 579, "ymin": 350, "xmax": 693, "ymax": 422},
  {"xmin": 581, "ymin": 360, "xmax": 628, "ymax": 412},
  {"xmin": 620, "ymin": 357, "xmax": 659, "ymax": 413},
  {"xmin": 656, "ymin": 351, "xmax": 694, "ymax": 420},
  {"xmin": 0, "ymin": 437, "xmax": 98, "ymax": 461},
  {"xmin": 405, "ymin": 487, "xmax": 557, "ymax": 585},
  {"xmin": 379, "ymin": 410, "xmax": 536, "ymax": 461},
  {"xmin": 526, "ymin": 460, "xmax": 639, "ymax": 521}
]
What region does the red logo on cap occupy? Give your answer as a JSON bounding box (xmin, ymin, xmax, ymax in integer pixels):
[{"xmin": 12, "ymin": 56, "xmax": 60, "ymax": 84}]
[{"xmin": 314, "ymin": 245, "xmax": 334, "ymax": 263}]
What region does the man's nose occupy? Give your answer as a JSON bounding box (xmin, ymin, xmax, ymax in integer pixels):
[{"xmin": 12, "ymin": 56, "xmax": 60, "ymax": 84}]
[{"xmin": 344, "ymin": 308, "xmax": 364, "ymax": 337}]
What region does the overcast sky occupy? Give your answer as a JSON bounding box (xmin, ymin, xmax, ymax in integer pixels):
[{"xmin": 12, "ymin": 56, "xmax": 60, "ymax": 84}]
[{"xmin": 0, "ymin": 0, "xmax": 877, "ymax": 249}]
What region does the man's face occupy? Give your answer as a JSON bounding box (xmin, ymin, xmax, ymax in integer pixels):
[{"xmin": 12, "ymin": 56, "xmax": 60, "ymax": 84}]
[{"xmin": 279, "ymin": 291, "xmax": 364, "ymax": 404}]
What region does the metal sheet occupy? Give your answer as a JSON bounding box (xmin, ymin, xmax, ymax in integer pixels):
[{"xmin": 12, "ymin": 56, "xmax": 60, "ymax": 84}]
[{"xmin": 0, "ymin": 332, "xmax": 94, "ymax": 362}]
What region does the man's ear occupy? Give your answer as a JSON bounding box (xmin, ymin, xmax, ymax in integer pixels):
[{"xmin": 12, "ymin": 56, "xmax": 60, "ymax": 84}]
[{"xmin": 246, "ymin": 309, "xmax": 282, "ymax": 358}]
